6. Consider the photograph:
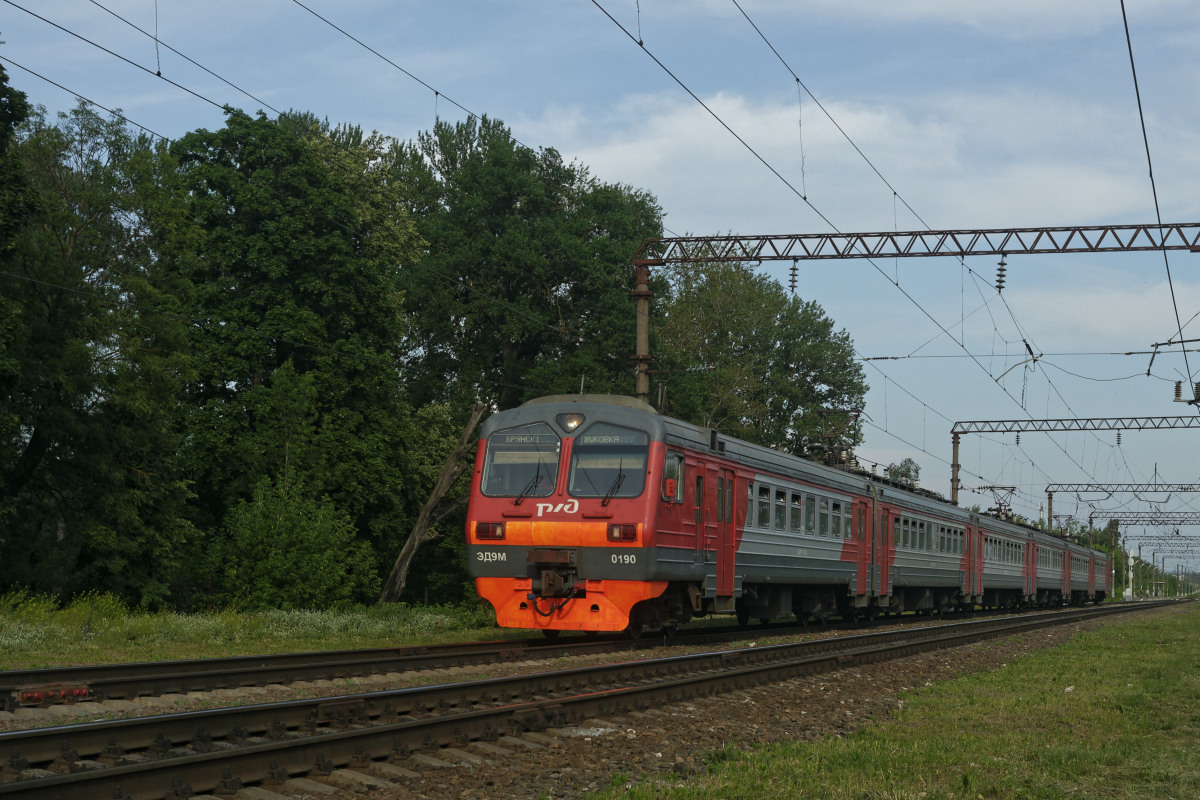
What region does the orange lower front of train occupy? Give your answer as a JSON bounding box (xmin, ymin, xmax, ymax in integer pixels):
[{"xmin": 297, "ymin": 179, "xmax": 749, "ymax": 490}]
[
  {"xmin": 467, "ymin": 514, "xmax": 667, "ymax": 634},
  {"xmin": 475, "ymin": 576, "xmax": 669, "ymax": 633}
]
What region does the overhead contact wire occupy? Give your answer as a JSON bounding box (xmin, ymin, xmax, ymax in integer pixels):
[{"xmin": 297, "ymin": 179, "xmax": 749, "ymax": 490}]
[
  {"xmin": 1119, "ymin": 0, "xmax": 1194, "ymax": 392},
  {"xmin": 592, "ymin": 0, "xmax": 1116, "ymax": 494}
]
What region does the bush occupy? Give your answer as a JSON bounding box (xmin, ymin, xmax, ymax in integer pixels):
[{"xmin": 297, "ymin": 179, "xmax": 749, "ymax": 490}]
[{"xmin": 221, "ymin": 477, "xmax": 380, "ymax": 610}]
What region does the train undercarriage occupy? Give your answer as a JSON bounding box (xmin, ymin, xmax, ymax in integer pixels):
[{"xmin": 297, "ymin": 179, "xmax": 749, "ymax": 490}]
[{"xmin": 618, "ymin": 578, "xmax": 1106, "ymax": 637}]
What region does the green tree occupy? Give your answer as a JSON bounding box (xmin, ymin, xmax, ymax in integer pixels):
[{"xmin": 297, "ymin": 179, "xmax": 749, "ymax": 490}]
[
  {"xmin": 887, "ymin": 457, "xmax": 921, "ymax": 485},
  {"xmin": 388, "ymin": 115, "xmax": 662, "ymax": 410},
  {"xmin": 0, "ymin": 100, "xmax": 193, "ymax": 605},
  {"xmin": 221, "ymin": 476, "xmax": 379, "ymax": 610},
  {"xmin": 655, "ymin": 260, "xmax": 866, "ymax": 455},
  {"xmin": 170, "ymin": 109, "xmax": 423, "ymax": 598},
  {"xmin": 0, "ymin": 63, "xmax": 38, "ymax": 494}
]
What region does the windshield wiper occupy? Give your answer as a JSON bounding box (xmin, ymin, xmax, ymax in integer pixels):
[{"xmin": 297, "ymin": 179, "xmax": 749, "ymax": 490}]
[
  {"xmin": 514, "ymin": 462, "xmax": 544, "ymax": 506},
  {"xmin": 601, "ymin": 458, "xmax": 625, "ymax": 507}
]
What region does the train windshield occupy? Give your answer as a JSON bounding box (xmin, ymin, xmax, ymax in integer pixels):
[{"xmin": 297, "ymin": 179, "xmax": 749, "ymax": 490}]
[
  {"xmin": 480, "ymin": 423, "xmax": 560, "ymax": 499},
  {"xmin": 568, "ymin": 423, "xmax": 648, "ymax": 500}
]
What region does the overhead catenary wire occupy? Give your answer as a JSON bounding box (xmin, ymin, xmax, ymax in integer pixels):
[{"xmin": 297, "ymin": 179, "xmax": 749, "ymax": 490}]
[
  {"xmin": 0, "ymin": 14, "xmax": 579, "ymax": 367},
  {"xmin": 0, "ymin": 55, "xmax": 168, "ymax": 140},
  {"xmin": 3, "ymin": 0, "xmax": 226, "ymax": 112},
  {"xmin": 591, "ymin": 0, "xmax": 1117, "ymax": 498},
  {"xmin": 1119, "ymin": 0, "xmax": 1194, "ymax": 391},
  {"xmin": 725, "ymin": 0, "xmax": 1171, "ymax": 492},
  {"xmin": 729, "ymin": 0, "xmax": 929, "ymax": 230}
]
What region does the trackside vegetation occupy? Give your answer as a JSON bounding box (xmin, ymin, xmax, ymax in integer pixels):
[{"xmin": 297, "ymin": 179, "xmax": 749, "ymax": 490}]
[
  {"xmin": 0, "ymin": 590, "xmax": 504, "ymax": 670},
  {"xmin": 609, "ymin": 605, "xmax": 1200, "ymax": 800}
]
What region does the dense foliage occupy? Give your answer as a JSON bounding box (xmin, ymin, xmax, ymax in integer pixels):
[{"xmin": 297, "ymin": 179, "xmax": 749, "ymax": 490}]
[
  {"xmin": 0, "ymin": 68, "xmax": 867, "ymax": 611},
  {"xmin": 655, "ymin": 261, "xmax": 867, "ymax": 457},
  {"xmin": 388, "ymin": 115, "xmax": 663, "ymax": 410}
]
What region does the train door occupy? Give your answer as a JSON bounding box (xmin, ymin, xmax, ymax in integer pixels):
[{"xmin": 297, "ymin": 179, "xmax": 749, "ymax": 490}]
[
  {"xmin": 715, "ymin": 468, "xmax": 737, "ymax": 596},
  {"xmin": 1026, "ymin": 543, "xmax": 1036, "ymax": 600},
  {"xmin": 965, "ymin": 523, "xmax": 982, "ymax": 603},
  {"xmin": 853, "ymin": 498, "xmax": 871, "ymax": 597},
  {"xmin": 872, "ymin": 505, "xmax": 891, "ymax": 598},
  {"xmin": 866, "ymin": 503, "xmax": 890, "ymax": 599}
]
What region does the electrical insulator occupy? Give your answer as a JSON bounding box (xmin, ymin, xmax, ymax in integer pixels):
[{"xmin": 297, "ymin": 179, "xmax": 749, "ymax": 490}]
[
  {"xmin": 1015, "ymin": 433, "xmax": 1020, "ymax": 446},
  {"xmin": 789, "ymin": 259, "xmax": 798, "ymax": 294},
  {"xmin": 995, "ymin": 256, "xmax": 1007, "ymax": 293},
  {"xmin": 1117, "ymin": 431, "xmax": 1122, "ymax": 446},
  {"xmin": 1195, "ymin": 382, "xmax": 1200, "ymax": 401},
  {"xmin": 1177, "ymin": 381, "xmax": 1184, "ymax": 401}
]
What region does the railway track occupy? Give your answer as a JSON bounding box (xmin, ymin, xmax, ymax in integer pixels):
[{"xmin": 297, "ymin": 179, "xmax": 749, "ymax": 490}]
[
  {"xmin": 1, "ymin": 627, "xmax": 774, "ymax": 713},
  {"xmin": 0, "ymin": 605, "xmax": 1050, "ymax": 712},
  {"xmin": 0, "ymin": 602, "xmax": 1166, "ymax": 800}
]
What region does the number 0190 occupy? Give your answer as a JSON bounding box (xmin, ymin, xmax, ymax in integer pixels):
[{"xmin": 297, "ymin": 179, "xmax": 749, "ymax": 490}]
[{"xmin": 611, "ymin": 553, "xmax": 637, "ymax": 565}]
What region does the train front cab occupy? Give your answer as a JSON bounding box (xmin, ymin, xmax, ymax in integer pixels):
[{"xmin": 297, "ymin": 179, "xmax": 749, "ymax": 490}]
[{"xmin": 466, "ymin": 397, "xmax": 680, "ymax": 636}]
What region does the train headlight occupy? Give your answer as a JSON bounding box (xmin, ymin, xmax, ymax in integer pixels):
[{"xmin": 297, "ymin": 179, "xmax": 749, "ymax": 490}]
[
  {"xmin": 476, "ymin": 522, "xmax": 506, "ymax": 540},
  {"xmin": 557, "ymin": 413, "xmax": 586, "ymax": 432},
  {"xmin": 607, "ymin": 523, "xmax": 637, "ymax": 542}
]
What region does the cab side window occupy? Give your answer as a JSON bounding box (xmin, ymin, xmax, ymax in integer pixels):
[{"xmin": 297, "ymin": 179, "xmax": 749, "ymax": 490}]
[{"xmin": 662, "ymin": 452, "xmax": 685, "ymax": 502}]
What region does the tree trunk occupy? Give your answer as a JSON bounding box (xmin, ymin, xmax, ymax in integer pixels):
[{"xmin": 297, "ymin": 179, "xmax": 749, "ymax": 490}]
[{"xmin": 378, "ymin": 402, "xmax": 488, "ymax": 603}]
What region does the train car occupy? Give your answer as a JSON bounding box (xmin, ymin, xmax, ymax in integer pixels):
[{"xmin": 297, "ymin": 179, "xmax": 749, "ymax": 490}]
[{"xmin": 465, "ymin": 394, "xmax": 1110, "ymax": 636}]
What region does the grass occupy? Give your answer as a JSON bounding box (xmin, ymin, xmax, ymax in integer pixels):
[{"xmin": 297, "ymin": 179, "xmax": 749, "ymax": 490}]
[
  {"xmin": 0, "ymin": 589, "xmax": 516, "ymax": 669},
  {"xmin": 611, "ymin": 604, "xmax": 1200, "ymax": 800}
]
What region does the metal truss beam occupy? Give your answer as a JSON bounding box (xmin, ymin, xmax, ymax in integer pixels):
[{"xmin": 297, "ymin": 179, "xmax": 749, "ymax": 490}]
[
  {"xmin": 952, "ymin": 418, "xmax": 1200, "ymax": 504},
  {"xmin": 1047, "ymin": 483, "xmax": 1200, "ymax": 494},
  {"xmin": 1096, "ymin": 512, "xmax": 1200, "ymax": 525},
  {"xmin": 632, "ymin": 222, "xmax": 1200, "ymax": 265},
  {"xmin": 953, "ymin": 416, "xmax": 1200, "ymax": 434},
  {"xmin": 629, "ymin": 221, "xmax": 1200, "ymax": 402}
]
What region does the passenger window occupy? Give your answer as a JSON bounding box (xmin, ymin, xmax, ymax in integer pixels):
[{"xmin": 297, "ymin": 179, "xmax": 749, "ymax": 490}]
[
  {"xmin": 831, "ymin": 502, "xmax": 842, "ymax": 539},
  {"xmin": 818, "ymin": 498, "xmax": 830, "ymax": 536},
  {"xmin": 900, "ymin": 518, "xmax": 909, "ymax": 549},
  {"xmin": 805, "ymin": 495, "xmax": 816, "ymax": 534},
  {"xmin": 775, "ymin": 490, "xmax": 787, "ymax": 530},
  {"xmin": 790, "ymin": 493, "xmax": 803, "ymax": 532},
  {"xmin": 757, "ymin": 485, "xmax": 771, "ymax": 528}
]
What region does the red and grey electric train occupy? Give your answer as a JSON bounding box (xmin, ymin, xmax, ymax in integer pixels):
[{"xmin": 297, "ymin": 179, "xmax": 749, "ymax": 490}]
[{"xmin": 465, "ymin": 395, "xmax": 1110, "ymax": 636}]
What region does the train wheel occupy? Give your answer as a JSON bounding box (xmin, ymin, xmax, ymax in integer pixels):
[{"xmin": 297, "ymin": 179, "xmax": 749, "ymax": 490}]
[
  {"xmin": 624, "ymin": 620, "xmax": 644, "ymax": 640},
  {"xmin": 541, "ymin": 629, "xmax": 561, "ymax": 639}
]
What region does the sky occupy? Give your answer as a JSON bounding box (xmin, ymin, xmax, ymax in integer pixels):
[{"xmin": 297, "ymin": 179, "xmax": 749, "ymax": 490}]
[{"xmin": 3, "ymin": 1, "xmax": 1199, "ymax": 568}]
